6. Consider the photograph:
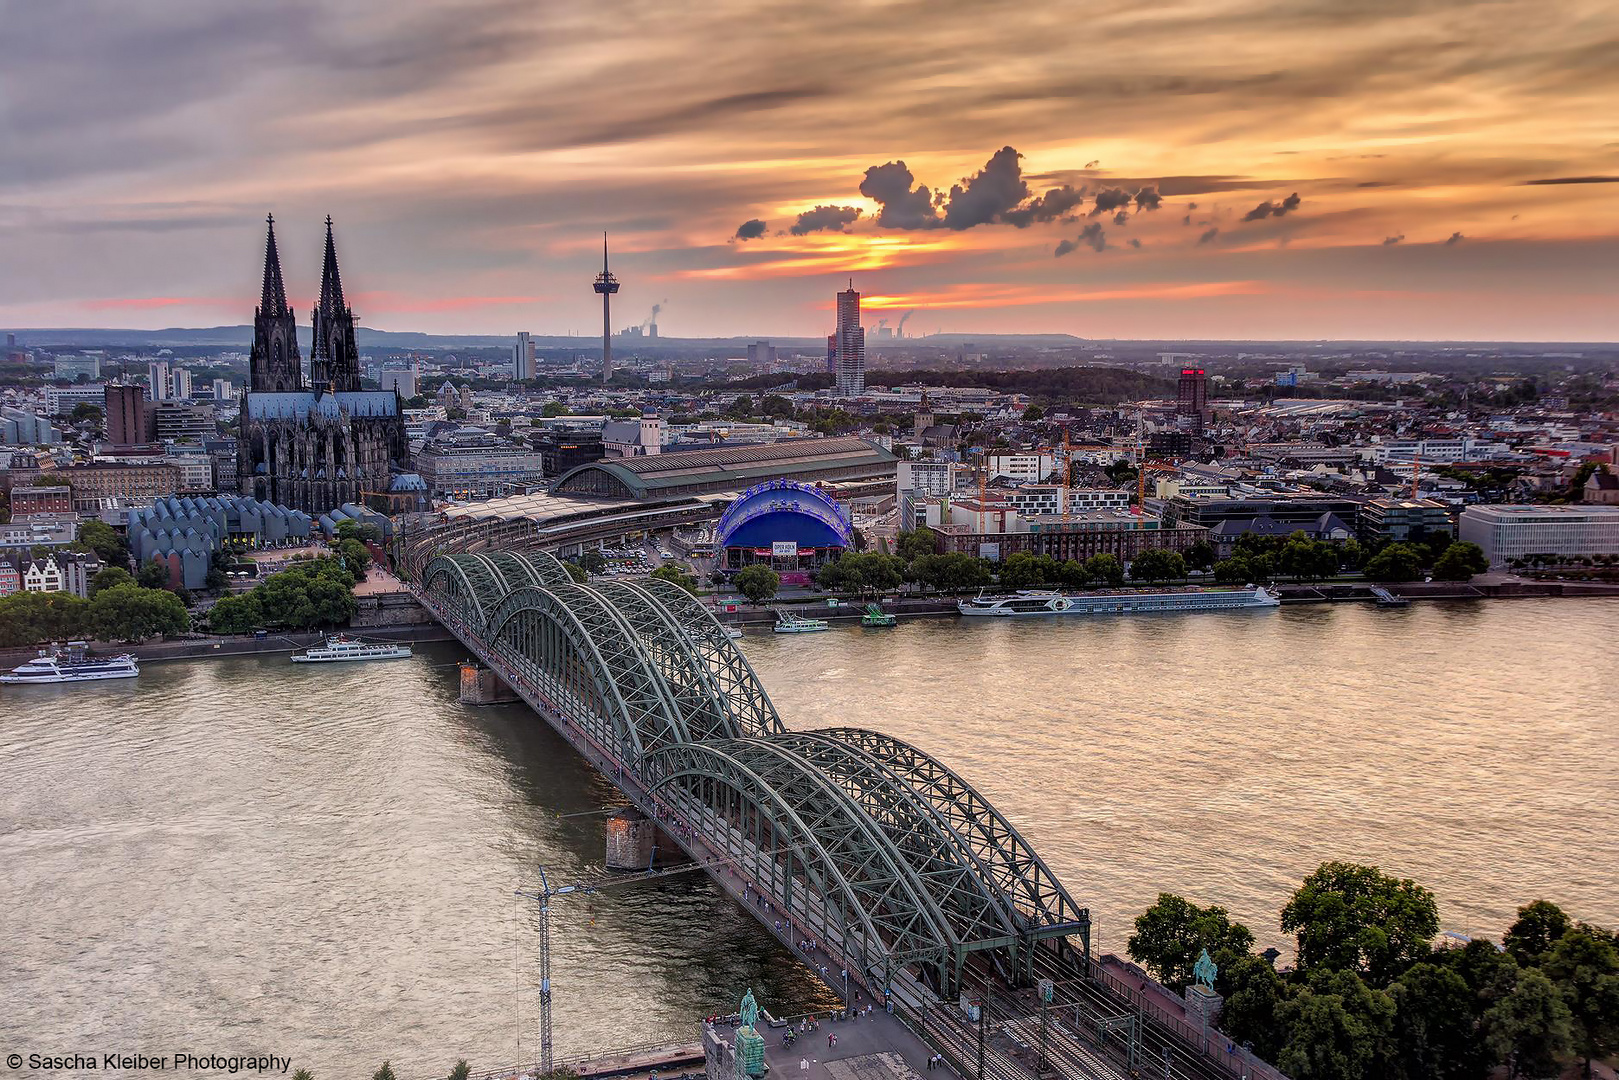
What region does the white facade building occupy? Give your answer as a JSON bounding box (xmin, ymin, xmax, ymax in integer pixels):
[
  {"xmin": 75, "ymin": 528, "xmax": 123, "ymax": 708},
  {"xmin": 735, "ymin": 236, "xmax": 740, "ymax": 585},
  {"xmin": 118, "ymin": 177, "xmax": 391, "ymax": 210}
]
[
  {"xmin": 1458, "ymin": 505, "xmax": 1619, "ymax": 567},
  {"xmin": 986, "ymin": 453, "xmax": 1056, "ymax": 484},
  {"xmin": 896, "ymin": 460, "xmax": 956, "ymax": 497},
  {"xmin": 45, "ymin": 384, "xmax": 108, "ymax": 415}
]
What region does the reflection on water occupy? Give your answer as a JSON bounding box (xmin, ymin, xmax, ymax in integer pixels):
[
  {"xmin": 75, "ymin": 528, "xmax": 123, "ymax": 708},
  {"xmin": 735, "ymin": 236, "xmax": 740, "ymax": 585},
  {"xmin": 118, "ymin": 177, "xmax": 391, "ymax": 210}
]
[
  {"xmin": 2, "ymin": 599, "xmax": 1615, "ymax": 1077},
  {"xmin": 0, "ymin": 644, "xmax": 834, "ymax": 1077}
]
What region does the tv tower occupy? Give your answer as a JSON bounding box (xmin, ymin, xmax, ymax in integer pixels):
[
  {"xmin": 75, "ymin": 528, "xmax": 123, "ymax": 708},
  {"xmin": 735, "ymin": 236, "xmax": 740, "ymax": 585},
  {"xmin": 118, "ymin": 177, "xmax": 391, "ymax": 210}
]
[{"xmin": 593, "ymin": 232, "xmax": 620, "ymax": 383}]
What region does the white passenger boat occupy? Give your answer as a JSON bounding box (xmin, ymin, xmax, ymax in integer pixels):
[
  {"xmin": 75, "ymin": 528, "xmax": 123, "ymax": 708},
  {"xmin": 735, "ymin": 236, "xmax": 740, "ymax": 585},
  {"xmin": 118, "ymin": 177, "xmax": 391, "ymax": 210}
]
[
  {"xmin": 291, "ymin": 635, "xmax": 413, "ymax": 663},
  {"xmin": 957, "ymin": 585, "xmax": 1280, "ymax": 617},
  {"xmin": 724, "ymin": 626, "xmax": 744, "ymax": 640},
  {"xmin": 773, "ymin": 612, "xmax": 830, "ymax": 634},
  {"xmin": 1, "ymin": 641, "xmax": 139, "ymax": 684}
]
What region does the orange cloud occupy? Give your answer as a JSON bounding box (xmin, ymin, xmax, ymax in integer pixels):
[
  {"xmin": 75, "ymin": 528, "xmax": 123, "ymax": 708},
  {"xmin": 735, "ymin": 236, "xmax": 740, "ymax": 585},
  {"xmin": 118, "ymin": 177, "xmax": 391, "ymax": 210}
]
[
  {"xmin": 678, "ymin": 235, "xmax": 960, "ymax": 281},
  {"xmin": 858, "ymin": 280, "xmax": 1270, "ymax": 310}
]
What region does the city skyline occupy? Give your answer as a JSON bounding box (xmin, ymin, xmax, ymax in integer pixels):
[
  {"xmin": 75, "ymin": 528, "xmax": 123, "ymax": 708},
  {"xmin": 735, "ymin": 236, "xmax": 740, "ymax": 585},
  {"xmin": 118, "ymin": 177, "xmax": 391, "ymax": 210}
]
[{"xmin": 3, "ymin": 0, "xmax": 1618, "ymax": 341}]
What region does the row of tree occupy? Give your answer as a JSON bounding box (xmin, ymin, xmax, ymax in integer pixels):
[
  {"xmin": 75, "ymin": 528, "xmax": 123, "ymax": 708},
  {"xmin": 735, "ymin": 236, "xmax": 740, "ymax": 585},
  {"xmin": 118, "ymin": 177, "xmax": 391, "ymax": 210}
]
[
  {"xmin": 206, "ymin": 557, "xmax": 358, "ymax": 633},
  {"xmin": 0, "ymin": 582, "xmax": 188, "ymax": 646},
  {"xmin": 1127, "ymin": 864, "xmax": 1618, "ymax": 1079}
]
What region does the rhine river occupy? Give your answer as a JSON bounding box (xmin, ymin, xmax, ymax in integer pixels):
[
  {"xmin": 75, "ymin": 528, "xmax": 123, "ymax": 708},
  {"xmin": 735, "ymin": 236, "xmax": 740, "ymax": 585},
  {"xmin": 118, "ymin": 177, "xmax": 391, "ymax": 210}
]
[{"xmin": 2, "ymin": 599, "xmax": 1616, "ymax": 1077}]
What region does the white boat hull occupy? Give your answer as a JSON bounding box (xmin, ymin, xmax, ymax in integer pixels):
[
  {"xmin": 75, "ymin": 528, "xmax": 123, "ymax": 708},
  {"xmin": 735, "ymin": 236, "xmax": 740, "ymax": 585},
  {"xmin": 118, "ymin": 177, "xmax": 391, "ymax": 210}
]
[
  {"xmin": 958, "ymin": 588, "xmax": 1280, "ymax": 617},
  {"xmin": 1, "ymin": 668, "xmax": 139, "ymax": 684},
  {"xmin": 291, "ymin": 648, "xmax": 412, "ymax": 663}
]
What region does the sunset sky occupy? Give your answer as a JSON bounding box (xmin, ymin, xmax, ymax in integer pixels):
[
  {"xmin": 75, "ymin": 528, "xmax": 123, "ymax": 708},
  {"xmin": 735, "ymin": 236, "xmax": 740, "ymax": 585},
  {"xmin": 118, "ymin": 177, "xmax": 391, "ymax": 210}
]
[{"xmin": 3, "ymin": 0, "xmax": 1617, "ymax": 340}]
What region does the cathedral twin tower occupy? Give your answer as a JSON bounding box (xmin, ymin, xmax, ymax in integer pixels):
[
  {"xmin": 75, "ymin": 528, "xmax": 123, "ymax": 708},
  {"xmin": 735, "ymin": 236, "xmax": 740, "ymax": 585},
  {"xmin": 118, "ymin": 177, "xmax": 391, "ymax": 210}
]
[
  {"xmin": 237, "ymin": 215, "xmax": 409, "ymax": 515},
  {"xmin": 249, "ymin": 214, "xmax": 362, "ymax": 394}
]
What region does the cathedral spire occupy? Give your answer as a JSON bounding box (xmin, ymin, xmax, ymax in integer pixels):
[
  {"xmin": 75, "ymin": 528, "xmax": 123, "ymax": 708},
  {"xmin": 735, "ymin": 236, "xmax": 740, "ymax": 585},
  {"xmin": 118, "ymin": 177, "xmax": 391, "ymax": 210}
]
[
  {"xmin": 260, "ymin": 214, "xmax": 289, "ymax": 316},
  {"xmin": 319, "ymin": 215, "xmax": 346, "ymax": 315}
]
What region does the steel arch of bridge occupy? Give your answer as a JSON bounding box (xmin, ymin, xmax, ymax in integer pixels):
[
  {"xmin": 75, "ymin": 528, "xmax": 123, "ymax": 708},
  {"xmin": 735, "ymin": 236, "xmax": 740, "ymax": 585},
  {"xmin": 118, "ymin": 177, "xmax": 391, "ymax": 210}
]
[{"xmin": 419, "ymin": 550, "xmax": 1090, "ymax": 997}]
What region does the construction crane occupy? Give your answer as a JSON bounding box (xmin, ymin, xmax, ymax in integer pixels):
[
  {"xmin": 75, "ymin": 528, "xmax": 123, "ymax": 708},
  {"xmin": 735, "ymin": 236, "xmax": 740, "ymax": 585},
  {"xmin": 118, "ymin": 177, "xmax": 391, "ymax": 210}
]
[
  {"xmin": 1131, "ymin": 409, "xmax": 1177, "ymax": 514},
  {"xmin": 515, "ymin": 857, "xmax": 711, "ymax": 1073},
  {"xmin": 1410, "ymin": 454, "xmax": 1421, "ymax": 499}
]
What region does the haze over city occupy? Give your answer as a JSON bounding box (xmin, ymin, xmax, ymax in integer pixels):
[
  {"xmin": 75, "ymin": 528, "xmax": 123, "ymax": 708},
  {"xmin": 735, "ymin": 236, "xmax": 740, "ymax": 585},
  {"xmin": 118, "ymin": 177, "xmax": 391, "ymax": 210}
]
[{"xmin": 4, "ymin": 0, "xmax": 1618, "ymax": 340}]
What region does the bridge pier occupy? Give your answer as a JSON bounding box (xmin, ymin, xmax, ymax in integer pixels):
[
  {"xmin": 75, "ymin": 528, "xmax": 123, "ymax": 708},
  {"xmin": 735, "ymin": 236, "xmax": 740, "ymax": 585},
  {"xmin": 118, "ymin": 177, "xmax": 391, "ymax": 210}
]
[
  {"xmin": 459, "ymin": 662, "xmax": 517, "ymax": 704},
  {"xmin": 605, "ymin": 806, "xmax": 676, "ymax": 870}
]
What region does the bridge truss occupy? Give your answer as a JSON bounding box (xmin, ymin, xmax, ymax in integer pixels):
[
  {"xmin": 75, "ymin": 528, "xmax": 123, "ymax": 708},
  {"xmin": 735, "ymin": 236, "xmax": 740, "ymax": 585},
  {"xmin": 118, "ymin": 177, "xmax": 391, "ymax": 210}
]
[{"xmin": 420, "ymin": 550, "xmax": 1090, "ymax": 1001}]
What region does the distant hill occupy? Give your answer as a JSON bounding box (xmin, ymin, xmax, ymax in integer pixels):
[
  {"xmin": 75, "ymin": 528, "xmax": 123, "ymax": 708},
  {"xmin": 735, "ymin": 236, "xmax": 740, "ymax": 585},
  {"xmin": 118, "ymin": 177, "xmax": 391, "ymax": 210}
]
[{"xmin": 4, "ymin": 325, "xmax": 1086, "ymax": 351}]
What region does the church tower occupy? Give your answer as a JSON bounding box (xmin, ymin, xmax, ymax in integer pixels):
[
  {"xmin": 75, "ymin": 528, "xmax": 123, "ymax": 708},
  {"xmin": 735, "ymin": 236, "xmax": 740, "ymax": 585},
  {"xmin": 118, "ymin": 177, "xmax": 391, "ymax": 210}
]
[
  {"xmin": 249, "ymin": 215, "xmax": 303, "ymax": 393},
  {"xmin": 310, "ymin": 217, "xmax": 361, "ymax": 393}
]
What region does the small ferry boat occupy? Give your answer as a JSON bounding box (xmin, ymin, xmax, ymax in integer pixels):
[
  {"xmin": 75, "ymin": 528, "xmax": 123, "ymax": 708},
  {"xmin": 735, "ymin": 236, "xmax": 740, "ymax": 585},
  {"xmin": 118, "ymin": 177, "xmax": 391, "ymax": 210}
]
[
  {"xmin": 861, "ymin": 603, "xmax": 897, "ymax": 627},
  {"xmin": 773, "ymin": 611, "xmax": 830, "ymax": 634},
  {"xmin": 291, "ymin": 635, "xmax": 413, "ymax": 663},
  {"xmin": 1, "ymin": 641, "xmax": 139, "ymax": 684},
  {"xmin": 724, "ymin": 626, "xmax": 744, "ymax": 640},
  {"xmin": 958, "ymin": 585, "xmax": 1280, "ymax": 617}
]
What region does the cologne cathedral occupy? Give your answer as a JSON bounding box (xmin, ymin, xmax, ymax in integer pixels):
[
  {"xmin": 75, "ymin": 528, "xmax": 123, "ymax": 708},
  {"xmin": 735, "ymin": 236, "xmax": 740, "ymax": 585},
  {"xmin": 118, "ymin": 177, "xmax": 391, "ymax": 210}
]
[{"xmin": 237, "ymin": 216, "xmax": 410, "ymax": 515}]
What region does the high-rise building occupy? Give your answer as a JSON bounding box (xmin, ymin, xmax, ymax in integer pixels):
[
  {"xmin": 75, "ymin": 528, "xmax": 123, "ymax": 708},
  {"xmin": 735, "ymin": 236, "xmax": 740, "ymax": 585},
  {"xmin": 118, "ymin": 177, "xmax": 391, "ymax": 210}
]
[
  {"xmin": 1176, "ymin": 367, "xmax": 1208, "ymax": 433},
  {"xmin": 212, "ymin": 378, "xmax": 232, "ymax": 401},
  {"xmin": 746, "ymin": 341, "xmax": 776, "ymax": 369},
  {"xmin": 833, "ymin": 283, "xmax": 865, "ymax": 396},
  {"xmin": 171, "ymin": 367, "xmax": 193, "ymax": 400},
  {"xmin": 513, "ymin": 331, "xmax": 535, "ymax": 380},
  {"xmin": 148, "ymin": 361, "xmax": 171, "ymax": 400},
  {"xmin": 105, "ymin": 384, "xmax": 152, "ymax": 446}
]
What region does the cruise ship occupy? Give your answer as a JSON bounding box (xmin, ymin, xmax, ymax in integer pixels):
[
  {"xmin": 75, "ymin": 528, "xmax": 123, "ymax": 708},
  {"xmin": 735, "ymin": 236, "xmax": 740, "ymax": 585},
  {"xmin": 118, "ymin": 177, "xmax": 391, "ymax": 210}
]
[
  {"xmin": 291, "ymin": 635, "xmax": 413, "ymax": 663},
  {"xmin": 2, "ymin": 641, "xmax": 139, "ymax": 684},
  {"xmin": 958, "ymin": 585, "xmax": 1280, "ymax": 617}
]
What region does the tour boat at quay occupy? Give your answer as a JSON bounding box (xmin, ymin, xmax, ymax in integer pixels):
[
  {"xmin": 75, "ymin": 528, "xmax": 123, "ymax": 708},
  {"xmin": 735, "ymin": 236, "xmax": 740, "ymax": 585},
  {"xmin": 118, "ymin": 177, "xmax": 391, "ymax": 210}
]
[
  {"xmin": 291, "ymin": 636, "xmax": 413, "ymax": 663},
  {"xmin": 2, "ymin": 642, "xmax": 139, "ymax": 684},
  {"xmin": 773, "ymin": 612, "xmax": 830, "ymax": 633},
  {"xmin": 957, "ymin": 585, "xmax": 1280, "ymax": 617}
]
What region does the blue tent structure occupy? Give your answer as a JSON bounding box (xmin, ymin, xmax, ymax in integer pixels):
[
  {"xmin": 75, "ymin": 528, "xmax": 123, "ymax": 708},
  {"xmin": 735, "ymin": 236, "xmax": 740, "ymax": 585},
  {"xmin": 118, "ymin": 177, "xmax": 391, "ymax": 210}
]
[{"xmin": 715, "ymin": 480, "xmax": 852, "ymax": 572}]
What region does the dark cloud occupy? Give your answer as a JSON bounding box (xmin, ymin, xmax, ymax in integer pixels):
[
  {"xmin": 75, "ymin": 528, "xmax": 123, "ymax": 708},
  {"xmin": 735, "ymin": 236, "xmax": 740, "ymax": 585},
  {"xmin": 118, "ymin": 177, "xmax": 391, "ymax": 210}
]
[
  {"xmin": 1090, "ymin": 188, "xmax": 1134, "ymax": 216},
  {"xmin": 1128, "ymin": 238, "xmax": 1142, "ymax": 248},
  {"xmin": 1198, "ymin": 227, "xmax": 1220, "ymax": 245},
  {"xmin": 1522, "ymin": 176, "xmax": 1619, "ymax": 185},
  {"xmin": 1134, "ymin": 186, "xmax": 1163, "ymax": 211},
  {"xmin": 1382, "ymin": 234, "xmax": 1404, "ymax": 245},
  {"xmin": 859, "ymin": 161, "xmax": 939, "ymax": 229},
  {"xmin": 1445, "ymin": 231, "xmax": 1465, "ymax": 245},
  {"xmin": 1055, "ymin": 221, "xmax": 1107, "ymax": 256},
  {"xmin": 789, "ymin": 205, "xmax": 861, "ymax": 235},
  {"xmin": 1182, "ymin": 214, "xmax": 1192, "ymax": 226},
  {"xmin": 1241, "ymin": 192, "xmax": 1302, "ymax": 222},
  {"xmin": 1000, "ymin": 185, "xmax": 1085, "ymax": 228},
  {"xmin": 1113, "ymin": 210, "xmax": 1130, "ymax": 225},
  {"xmin": 734, "ymin": 218, "xmax": 767, "ymax": 241},
  {"xmin": 1188, "ymin": 202, "xmax": 1199, "ymax": 210},
  {"xmin": 941, "ymin": 146, "xmax": 1030, "ymax": 230}
]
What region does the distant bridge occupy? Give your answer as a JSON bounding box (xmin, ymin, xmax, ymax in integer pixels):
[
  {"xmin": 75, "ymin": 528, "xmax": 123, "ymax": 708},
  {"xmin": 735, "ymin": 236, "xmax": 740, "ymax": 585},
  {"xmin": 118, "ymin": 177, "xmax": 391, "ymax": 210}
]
[{"xmin": 413, "ymin": 547, "xmax": 1283, "ymax": 1080}]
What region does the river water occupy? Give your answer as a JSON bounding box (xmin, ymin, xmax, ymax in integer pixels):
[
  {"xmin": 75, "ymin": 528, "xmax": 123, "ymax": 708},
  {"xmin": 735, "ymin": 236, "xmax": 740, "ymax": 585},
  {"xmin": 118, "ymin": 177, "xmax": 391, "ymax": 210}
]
[{"xmin": 2, "ymin": 599, "xmax": 1615, "ymax": 1077}]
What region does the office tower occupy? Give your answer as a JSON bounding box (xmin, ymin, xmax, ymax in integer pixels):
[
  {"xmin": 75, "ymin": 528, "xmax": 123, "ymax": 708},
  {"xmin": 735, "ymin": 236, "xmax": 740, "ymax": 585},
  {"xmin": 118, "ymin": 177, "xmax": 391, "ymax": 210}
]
[
  {"xmin": 106, "ymin": 384, "xmax": 150, "ymax": 446},
  {"xmin": 513, "ymin": 331, "xmax": 535, "ymax": 380},
  {"xmin": 1177, "ymin": 367, "xmax": 1208, "ymax": 434},
  {"xmin": 171, "ymin": 367, "xmax": 193, "ymax": 400},
  {"xmin": 833, "ymin": 282, "xmax": 865, "ymax": 396},
  {"xmin": 148, "ymin": 360, "xmax": 171, "ymax": 400}
]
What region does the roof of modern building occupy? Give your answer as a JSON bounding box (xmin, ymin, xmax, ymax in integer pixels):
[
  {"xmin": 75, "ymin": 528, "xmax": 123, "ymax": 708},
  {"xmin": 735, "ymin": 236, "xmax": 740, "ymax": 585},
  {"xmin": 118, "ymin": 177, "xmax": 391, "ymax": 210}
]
[{"xmin": 553, "ymin": 436, "xmax": 896, "ymax": 500}]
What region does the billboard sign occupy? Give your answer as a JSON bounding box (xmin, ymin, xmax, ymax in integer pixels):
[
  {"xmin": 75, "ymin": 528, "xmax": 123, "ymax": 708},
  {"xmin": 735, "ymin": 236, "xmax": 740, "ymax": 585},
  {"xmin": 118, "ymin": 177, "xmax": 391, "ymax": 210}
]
[
  {"xmin": 771, "ymin": 541, "xmax": 799, "ymax": 558},
  {"xmin": 978, "ymin": 542, "xmax": 1001, "ymax": 562}
]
